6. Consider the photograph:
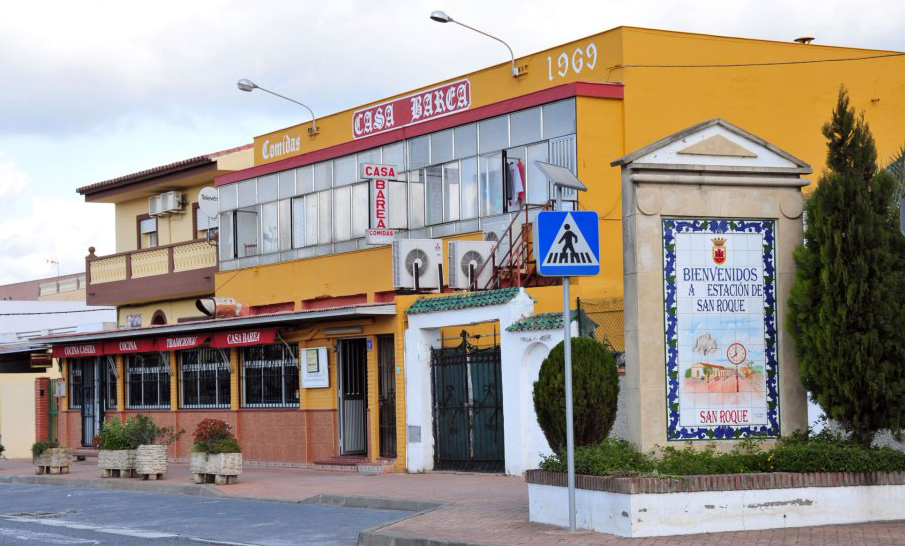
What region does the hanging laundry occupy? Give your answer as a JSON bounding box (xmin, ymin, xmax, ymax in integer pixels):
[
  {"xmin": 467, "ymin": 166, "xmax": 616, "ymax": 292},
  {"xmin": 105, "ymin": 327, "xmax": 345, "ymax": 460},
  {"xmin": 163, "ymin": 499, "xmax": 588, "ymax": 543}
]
[{"xmin": 508, "ymin": 160, "xmax": 526, "ymax": 209}]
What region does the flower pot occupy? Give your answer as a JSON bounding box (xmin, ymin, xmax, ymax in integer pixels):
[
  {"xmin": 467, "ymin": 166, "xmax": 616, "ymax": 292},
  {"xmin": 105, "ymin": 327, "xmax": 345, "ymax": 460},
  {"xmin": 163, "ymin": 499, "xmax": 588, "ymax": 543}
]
[
  {"xmin": 135, "ymin": 445, "xmax": 168, "ymax": 478},
  {"xmin": 190, "ymin": 452, "xmax": 242, "ymax": 485},
  {"xmin": 98, "ymin": 449, "xmax": 136, "ymax": 478},
  {"xmin": 33, "ymin": 447, "xmax": 72, "ymax": 474}
]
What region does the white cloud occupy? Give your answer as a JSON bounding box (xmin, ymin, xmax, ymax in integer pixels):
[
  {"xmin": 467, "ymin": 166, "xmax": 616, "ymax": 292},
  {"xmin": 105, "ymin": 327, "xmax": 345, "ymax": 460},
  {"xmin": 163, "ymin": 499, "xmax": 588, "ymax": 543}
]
[{"xmin": 0, "ymin": 152, "xmax": 27, "ymax": 200}]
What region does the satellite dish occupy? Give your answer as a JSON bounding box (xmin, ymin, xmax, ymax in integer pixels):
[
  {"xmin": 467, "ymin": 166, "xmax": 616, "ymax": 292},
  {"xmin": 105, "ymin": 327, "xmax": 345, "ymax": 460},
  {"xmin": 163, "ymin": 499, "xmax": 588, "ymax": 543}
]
[{"xmin": 198, "ymin": 187, "xmax": 219, "ymax": 218}]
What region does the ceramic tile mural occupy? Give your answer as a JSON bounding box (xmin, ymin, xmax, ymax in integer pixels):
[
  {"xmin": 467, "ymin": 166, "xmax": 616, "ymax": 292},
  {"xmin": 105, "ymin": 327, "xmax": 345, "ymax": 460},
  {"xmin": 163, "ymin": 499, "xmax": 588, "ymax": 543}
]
[{"xmin": 662, "ymin": 218, "xmax": 779, "ymax": 440}]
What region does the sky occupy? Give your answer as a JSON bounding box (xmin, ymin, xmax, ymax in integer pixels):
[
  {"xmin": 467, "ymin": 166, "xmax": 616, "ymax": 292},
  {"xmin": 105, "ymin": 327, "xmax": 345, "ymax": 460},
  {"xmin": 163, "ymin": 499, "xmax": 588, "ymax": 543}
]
[{"xmin": 1, "ymin": 0, "xmax": 904, "ymax": 285}]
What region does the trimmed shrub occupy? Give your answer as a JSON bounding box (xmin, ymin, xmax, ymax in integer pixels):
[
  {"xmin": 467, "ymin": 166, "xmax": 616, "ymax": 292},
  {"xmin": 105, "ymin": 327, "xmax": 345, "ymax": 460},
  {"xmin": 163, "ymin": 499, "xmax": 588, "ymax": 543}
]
[
  {"xmin": 31, "ymin": 440, "xmax": 59, "ymax": 460},
  {"xmin": 192, "ymin": 418, "xmax": 240, "ymax": 454},
  {"xmin": 126, "ymin": 414, "xmax": 183, "ymax": 446},
  {"xmin": 96, "ymin": 419, "xmax": 132, "ymax": 450},
  {"xmin": 532, "ymin": 337, "xmax": 619, "ymax": 453}
]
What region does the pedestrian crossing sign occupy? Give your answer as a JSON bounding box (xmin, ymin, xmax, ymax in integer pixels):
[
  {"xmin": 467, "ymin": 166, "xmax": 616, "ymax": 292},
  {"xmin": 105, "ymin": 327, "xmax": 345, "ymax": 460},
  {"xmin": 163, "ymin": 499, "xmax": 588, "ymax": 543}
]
[{"xmin": 534, "ymin": 211, "xmax": 600, "ymax": 277}]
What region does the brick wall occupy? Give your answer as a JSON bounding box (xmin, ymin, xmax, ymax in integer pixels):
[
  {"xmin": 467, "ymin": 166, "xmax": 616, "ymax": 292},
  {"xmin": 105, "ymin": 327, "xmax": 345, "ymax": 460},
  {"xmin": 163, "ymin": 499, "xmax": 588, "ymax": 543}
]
[{"xmin": 34, "ymin": 378, "xmax": 50, "ymax": 443}]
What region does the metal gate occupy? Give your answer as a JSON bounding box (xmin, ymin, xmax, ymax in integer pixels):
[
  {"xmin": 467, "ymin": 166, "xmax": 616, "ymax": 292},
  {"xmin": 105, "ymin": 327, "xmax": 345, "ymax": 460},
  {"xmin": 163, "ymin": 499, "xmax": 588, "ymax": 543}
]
[
  {"xmin": 430, "ymin": 332, "xmax": 504, "ymax": 472},
  {"xmin": 80, "ymin": 359, "xmax": 102, "ymax": 447},
  {"xmin": 48, "ymin": 378, "xmax": 59, "ymax": 443},
  {"xmin": 377, "ymin": 336, "xmax": 397, "ymax": 458},
  {"xmin": 338, "ymin": 338, "xmax": 368, "ymax": 456}
]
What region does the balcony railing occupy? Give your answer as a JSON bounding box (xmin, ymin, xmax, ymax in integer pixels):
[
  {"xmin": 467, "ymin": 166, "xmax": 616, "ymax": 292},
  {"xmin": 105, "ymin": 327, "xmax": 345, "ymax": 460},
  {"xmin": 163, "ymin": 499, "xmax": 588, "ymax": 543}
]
[{"xmin": 86, "ymin": 240, "xmax": 217, "ymax": 306}]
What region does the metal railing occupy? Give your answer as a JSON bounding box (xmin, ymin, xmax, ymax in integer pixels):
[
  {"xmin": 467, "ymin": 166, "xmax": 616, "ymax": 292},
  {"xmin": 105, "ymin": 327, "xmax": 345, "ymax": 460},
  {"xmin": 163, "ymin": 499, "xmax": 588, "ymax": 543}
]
[
  {"xmin": 240, "ymin": 344, "xmax": 299, "ymax": 408},
  {"xmin": 180, "ymin": 347, "xmax": 230, "ymax": 409}
]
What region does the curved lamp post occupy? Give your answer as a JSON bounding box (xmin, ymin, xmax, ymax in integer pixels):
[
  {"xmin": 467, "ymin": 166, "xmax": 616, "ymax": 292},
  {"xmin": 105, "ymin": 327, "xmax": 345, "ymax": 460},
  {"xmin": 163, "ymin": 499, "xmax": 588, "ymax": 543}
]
[
  {"xmin": 237, "ymin": 79, "xmax": 319, "ymax": 135},
  {"xmin": 429, "ymin": 10, "xmax": 520, "ymax": 77}
]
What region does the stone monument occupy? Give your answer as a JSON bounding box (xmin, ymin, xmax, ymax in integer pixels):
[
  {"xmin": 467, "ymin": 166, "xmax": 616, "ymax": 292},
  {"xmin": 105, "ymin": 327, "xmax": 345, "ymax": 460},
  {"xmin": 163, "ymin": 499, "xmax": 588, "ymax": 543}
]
[{"xmin": 612, "ymin": 119, "xmax": 810, "ymax": 451}]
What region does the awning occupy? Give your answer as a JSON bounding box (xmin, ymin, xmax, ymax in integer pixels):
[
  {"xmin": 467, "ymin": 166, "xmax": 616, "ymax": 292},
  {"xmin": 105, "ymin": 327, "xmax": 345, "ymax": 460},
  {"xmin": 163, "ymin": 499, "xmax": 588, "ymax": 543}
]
[
  {"xmin": 52, "ymin": 343, "xmax": 103, "ymax": 358},
  {"xmin": 103, "ymin": 338, "xmax": 157, "ymax": 355},
  {"xmin": 211, "ymin": 328, "xmax": 277, "ymax": 349},
  {"xmin": 157, "ymin": 334, "xmax": 209, "ymax": 351}
]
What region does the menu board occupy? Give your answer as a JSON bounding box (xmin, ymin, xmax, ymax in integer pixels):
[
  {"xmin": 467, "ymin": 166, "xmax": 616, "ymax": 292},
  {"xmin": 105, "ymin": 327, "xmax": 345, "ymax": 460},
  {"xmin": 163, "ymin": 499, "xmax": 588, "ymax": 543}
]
[{"xmin": 301, "ymin": 347, "xmax": 329, "ymax": 388}]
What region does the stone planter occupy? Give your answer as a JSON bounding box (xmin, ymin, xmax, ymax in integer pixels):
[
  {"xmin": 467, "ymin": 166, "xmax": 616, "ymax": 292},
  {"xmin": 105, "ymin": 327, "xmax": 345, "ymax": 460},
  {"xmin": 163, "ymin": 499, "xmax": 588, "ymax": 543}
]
[
  {"xmin": 98, "ymin": 449, "xmax": 136, "ymax": 478},
  {"xmin": 33, "ymin": 447, "xmax": 72, "ymax": 475},
  {"xmin": 135, "ymin": 444, "xmax": 168, "ymax": 480},
  {"xmin": 190, "ymin": 452, "xmax": 242, "ymax": 485},
  {"xmin": 526, "ymin": 469, "xmax": 905, "ymax": 537}
]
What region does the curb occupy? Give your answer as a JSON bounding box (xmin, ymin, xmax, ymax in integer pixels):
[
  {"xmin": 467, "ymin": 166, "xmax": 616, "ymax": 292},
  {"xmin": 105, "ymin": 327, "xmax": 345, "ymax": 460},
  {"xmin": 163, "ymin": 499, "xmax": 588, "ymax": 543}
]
[
  {"xmin": 0, "ymin": 474, "xmax": 225, "ymax": 498},
  {"xmin": 358, "ymin": 530, "xmax": 489, "ymax": 546},
  {"xmin": 303, "ymin": 493, "xmax": 444, "ymax": 513}
]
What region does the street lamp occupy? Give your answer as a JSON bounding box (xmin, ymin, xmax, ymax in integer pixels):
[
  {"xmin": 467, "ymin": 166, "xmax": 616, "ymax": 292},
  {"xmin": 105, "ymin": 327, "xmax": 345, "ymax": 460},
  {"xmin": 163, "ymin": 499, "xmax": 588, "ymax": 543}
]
[
  {"xmin": 236, "ymin": 79, "xmax": 319, "ymax": 135},
  {"xmin": 429, "ymin": 11, "xmax": 521, "ymax": 78}
]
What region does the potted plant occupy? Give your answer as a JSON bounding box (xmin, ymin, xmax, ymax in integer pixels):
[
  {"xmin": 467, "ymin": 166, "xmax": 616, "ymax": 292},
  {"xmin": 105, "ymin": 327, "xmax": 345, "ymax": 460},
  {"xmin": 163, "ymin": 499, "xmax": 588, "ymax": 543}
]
[
  {"xmin": 32, "ymin": 440, "xmax": 72, "ymax": 474},
  {"xmin": 96, "ymin": 419, "xmax": 137, "ymax": 478},
  {"xmin": 190, "ymin": 418, "xmax": 242, "ymax": 485},
  {"xmin": 128, "ymin": 414, "xmax": 183, "ymax": 480}
]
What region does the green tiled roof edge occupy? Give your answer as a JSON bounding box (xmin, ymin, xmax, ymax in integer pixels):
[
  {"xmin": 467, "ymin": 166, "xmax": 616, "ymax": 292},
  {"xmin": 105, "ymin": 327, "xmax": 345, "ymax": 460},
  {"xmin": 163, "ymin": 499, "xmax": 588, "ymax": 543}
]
[{"xmin": 406, "ymin": 287, "xmax": 521, "ymax": 315}]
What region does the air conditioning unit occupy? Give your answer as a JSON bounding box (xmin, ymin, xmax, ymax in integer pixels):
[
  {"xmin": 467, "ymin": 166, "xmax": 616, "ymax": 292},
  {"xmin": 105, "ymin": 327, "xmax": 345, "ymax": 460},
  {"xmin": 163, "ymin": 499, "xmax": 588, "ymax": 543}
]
[
  {"xmin": 149, "ymin": 195, "xmax": 164, "ymax": 216},
  {"xmin": 392, "ymin": 239, "xmax": 443, "ymax": 290},
  {"xmin": 448, "ymin": 241, "xmax": 495, "ymax": 290},
  {"xmin": 482, "ymin": 217, "xmax": 517, "ymax": 260},
  {"xmin": 160, "ymin": 190, "xmax": 184, "ymax": 213}
]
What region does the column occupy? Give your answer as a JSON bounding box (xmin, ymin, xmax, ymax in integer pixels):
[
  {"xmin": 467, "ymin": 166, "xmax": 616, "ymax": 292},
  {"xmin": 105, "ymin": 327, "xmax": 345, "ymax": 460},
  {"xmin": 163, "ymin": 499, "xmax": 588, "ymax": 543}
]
[
  {"xmin": 169, "ymin": 351, "xmax": 178, "ymax": 410},
  {"xmin": 116, "ymin": 354, "xmax": 125, "ymax": 411},
  {"xmin": 230, "ymin": 348, "xmax": 239, "ymax": 410}
]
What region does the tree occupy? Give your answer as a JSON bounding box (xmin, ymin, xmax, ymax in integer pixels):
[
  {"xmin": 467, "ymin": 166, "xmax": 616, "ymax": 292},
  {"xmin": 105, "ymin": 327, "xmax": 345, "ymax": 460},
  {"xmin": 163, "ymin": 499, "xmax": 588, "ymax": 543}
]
[
  {"xmin": 788, "ymin": 87, "xmax": 905, "ymax": 446},
  {"xmin": 532, "ymin": 337, "xmax": 619, "ymax": 453}
]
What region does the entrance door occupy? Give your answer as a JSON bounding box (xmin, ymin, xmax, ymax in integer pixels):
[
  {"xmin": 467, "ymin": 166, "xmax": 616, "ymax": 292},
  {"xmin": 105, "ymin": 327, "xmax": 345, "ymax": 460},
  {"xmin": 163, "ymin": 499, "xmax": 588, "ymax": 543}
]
[
  {"xmin": 430, "ymin": 334, "xmax": 504, "ymax": 472},
  {"xmin": 377, "ymin": 336, "xmax": 397, "ymax": 458},
  {"xmin": 80, "ymin": 358, "xmax": 104, "ymax": 446},
  {"xmin": 338, "ymin": 338, "xmax": 368, "ymax": 456}
]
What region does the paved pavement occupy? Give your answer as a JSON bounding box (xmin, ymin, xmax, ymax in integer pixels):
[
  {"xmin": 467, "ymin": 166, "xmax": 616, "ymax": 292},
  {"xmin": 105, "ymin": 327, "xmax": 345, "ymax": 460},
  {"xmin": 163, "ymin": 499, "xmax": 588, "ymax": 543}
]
[
  {"xmin": 0, "ymin": 483, "xmax": 409, "ymax": 545},
  {"xmin": 3, "ymin": 458, "xmax": 905, "ymax": 545}
]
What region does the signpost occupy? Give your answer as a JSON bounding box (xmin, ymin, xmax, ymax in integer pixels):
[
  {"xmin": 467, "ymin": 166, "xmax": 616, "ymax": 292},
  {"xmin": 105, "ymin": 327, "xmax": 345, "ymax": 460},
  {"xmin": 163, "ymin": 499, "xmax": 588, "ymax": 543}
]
[{"xmin": 532, "ymin": 161, "xmax": 598, "ymax": 532}]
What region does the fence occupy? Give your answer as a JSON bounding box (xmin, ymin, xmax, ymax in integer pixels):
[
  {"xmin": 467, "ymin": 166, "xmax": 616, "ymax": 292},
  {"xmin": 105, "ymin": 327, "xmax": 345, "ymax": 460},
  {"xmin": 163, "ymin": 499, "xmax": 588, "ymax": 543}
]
[{"xmin": 576, "ymin": 297, "xmax": 625, "ymax": 362}]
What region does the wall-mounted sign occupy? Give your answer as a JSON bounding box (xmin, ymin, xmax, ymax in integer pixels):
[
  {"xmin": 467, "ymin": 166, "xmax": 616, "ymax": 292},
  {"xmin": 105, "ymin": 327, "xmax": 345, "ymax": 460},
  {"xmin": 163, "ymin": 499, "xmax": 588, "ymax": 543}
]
[
  {"xmin": 30, "ymin": 353, "xmax": 52, "ymax": 369},
  {"xmin": 362, "ymin": 163, "xmax": 403, "ymax": 245},
  {"xmin": 52, "ymin": 344, "xmax": 102, "ymax": 358},
  {"xmin": 662, "ymin": 218, "xmax": 779, "ymax": 440},
  {"xmin": 103, "ymin": 339, "xmax": 157, "ymax": 355},
  {"xmin": 211, "ymin": 329, "xmax": 277, "ymax": 348},
  {"xmin": 126, "ymin": 314, "xmax": 142, "ymax": 328},
  {"xmin": 260, "ymin": 132, "xmax": 303, "ymax": 162},
  {"xmin": 158, "ymin": 335, "xmax": 209, "ymax": 351},
  {"xmin": 301, "ymin": 347, "xmax": 329, "ymax": 388},
  {"xmin": 352, "ymin": 79, "xmax": 471, "ymax": 139}
]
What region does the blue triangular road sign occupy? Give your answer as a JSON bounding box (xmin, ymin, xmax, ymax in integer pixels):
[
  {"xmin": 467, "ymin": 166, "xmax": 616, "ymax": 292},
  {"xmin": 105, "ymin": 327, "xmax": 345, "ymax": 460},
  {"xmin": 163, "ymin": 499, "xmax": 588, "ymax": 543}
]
[{"xmin": 534, "ymin": 211, "xmax": 600, "ymax": 277}]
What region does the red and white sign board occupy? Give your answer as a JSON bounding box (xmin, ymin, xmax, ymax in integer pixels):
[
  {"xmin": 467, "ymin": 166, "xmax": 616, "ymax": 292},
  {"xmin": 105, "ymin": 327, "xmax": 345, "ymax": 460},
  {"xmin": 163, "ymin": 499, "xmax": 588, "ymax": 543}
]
[
  {"xmin": 103, "ymin": 338, "xmax": 157, "ymax": 355},
  {"xmin": 361, "ymin": 163, "xmax": 403, "ymax": 245},
  {"xmin": 52, "ymin": 344, "xmax": 102, "ymax": 358},
  {"xmin": 157, "ymin": 335, "xmax": 209, "ymax": 351},
  {"xmin": 211, "ymin": 329, "xmax": 277, "ymax": 349},
  {"xmin": 352, "ymin": 79, "xmax": 471, "ymax": 139}
]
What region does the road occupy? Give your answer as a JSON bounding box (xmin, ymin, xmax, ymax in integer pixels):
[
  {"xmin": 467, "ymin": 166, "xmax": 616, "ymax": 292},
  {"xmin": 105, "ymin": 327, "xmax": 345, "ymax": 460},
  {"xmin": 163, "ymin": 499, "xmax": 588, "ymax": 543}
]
[{"xmin": 0, "ymin": 483, "xmax": 411, "ymax": 545}]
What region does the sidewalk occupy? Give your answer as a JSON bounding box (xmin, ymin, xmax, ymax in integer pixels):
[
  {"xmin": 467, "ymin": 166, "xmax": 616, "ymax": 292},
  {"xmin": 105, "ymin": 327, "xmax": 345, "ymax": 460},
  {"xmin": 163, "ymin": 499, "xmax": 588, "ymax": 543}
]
[{"xmin": 2, "ymin": 458, "xmax": 905, "ymax": 545}]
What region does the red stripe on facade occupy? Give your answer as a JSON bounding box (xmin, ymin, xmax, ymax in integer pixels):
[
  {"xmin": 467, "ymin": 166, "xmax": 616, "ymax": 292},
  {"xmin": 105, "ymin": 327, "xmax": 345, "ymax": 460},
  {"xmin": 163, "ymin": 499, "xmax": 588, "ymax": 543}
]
[{"xmin": 215, "ymin": 82, "xmax": 624, "ymax": 186}]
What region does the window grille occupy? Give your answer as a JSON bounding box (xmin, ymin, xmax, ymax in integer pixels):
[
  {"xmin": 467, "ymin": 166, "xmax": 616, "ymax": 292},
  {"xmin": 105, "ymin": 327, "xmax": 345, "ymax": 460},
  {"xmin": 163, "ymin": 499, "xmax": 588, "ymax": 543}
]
[
  {"xmin": 241, "ymin": 344, "xmax": 299, "ymax": 408},
  {"xmin": 180, "ymin": 347, "xmax": 230, "ymax": 409},
  {"xmin": 69, "ymin": 359, "xmax": 83, "ymax": 409},
  {"xmin": 105, "ymin": 358, "xmax": 118, "ymax": 410},
  {"xmin": 126, "ymin": 353, "xmax": 171, "ymax": 409}
]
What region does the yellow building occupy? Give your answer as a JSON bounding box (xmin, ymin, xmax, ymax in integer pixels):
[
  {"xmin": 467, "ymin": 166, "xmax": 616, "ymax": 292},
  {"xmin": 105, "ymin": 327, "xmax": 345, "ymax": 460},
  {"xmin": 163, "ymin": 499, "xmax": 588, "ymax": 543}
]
[{"xmin": 44, "ymin": 26, "xmax": 905, "ymax": 473}]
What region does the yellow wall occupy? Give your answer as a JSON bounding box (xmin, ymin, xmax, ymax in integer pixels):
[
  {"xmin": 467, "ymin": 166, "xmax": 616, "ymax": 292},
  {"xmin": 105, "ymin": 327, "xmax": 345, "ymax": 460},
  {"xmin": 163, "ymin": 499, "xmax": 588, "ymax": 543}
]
[
  {"xmin": 114, "ymin": 185, "xmax": 204, "ymax": 253},
  {"xmin": 116, "ymin": 299, "xmax": 203, "ymax": 328},
  {"xmin": 0, "ymin": 371, "xmax": 59, "ymax": 459}
]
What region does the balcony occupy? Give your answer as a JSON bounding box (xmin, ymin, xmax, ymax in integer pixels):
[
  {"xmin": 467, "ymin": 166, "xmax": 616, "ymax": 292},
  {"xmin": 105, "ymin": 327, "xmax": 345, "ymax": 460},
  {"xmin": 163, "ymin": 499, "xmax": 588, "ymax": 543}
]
[{"xmin": 86, "ymin": 240, "xmax": 217, "ymax": 306}]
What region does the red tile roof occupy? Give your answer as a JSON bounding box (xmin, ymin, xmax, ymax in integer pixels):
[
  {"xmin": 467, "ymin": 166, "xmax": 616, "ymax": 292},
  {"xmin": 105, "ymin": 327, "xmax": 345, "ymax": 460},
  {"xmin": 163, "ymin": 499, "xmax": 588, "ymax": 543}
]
[{"xmin": 76, "ymin": 143, "xmax": 253, "ymax": 195}]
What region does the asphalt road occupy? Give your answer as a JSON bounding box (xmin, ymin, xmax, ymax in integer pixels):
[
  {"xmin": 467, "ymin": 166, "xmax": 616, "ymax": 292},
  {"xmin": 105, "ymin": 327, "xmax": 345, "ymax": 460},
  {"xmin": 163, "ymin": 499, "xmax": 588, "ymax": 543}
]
[{"xmin": 0, "ymin": 483, "xmax": 411, "ymax": 545}]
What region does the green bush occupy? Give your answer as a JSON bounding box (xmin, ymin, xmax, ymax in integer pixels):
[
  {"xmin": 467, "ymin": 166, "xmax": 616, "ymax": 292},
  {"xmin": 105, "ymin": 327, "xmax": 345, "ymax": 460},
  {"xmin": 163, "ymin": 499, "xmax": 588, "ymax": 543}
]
[
  {"xmin": 537, "ymin": 431, "xmax": 905, "ymax": 476},
  {"xmin": 533, "ymin": 337, "xmax": 619, "ymax": 453},
  {"xmin": 31, "ymin": 440, "xmax": 59, "ymax": 459},
  {"xmin": 191, "ymin": 418, "xmax": 241, "ymax": 454},
  {"xmin": 126, "ymin": 414, "xmax": 184, "ymax": 447},
  {"xmin": 96, "ymin": 419, "xmax": 133, "ymax": 450}
]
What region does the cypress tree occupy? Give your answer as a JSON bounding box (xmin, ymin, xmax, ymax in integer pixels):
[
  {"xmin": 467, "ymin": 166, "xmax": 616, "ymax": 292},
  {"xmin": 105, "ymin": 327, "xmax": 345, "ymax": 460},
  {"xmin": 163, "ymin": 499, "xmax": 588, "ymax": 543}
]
[{"xmin": 788, "ymin": 87, "xmax": 905, "ymax": 446}]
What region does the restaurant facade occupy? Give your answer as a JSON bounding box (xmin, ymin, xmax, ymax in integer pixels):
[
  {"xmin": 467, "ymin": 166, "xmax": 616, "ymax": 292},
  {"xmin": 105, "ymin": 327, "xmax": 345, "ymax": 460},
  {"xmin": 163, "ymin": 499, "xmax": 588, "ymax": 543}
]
[{"xmin": 43, "ymin": 26, "xmax": 905, "ymax": 474}]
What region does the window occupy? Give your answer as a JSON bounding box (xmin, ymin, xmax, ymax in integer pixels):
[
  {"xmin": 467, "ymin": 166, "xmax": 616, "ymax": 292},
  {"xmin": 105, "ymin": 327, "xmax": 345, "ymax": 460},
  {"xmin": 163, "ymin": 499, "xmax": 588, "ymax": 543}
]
[
  {"xmin": 480, "ymin": 153, "xmax": 504, "ymax": 216},
  {"xmin": 382, "ymin": 142, "xmax": 404, "ymax": 167},
  {"xmin": 196, "ymin": 205, "xmax": 219, "ymax": 240},
  {"xmin": 431, "ymin": 130, "xmax": 453, "ymax": 164},
  {"xmin": 258, "ymin": 174, "xmax": 278, "ymax": 202},
  {"xmin": 241, "ymin": 344, "xmax": 299, "ymax": 408},
  {"xmin": 479, "ymin": 116, "xmax": 508, "ymax": 153},
  {"xmin": 69, "ymin": 359, "xmax": 83, "ymax": 409},
  {"xmin": 333, "ymin": 186, "xmax": 351, "ymax": 241},
  {"xmin": 460, "ymin": 157, "xmax": 479, "ymax": 219},
  {"xmin": 314, "ymin": 162, "xmax": 333, "ymax": 190},
  {"xmin": 235, "ymin": 207, "xmax": 259, "ymax": 257},
  {"xmin": 317, "ymin": 190, "xmax": 332, "ymax": 244},
  {"xmin": 261, "ymin": 201, "xmax": 279, "ymax": 253},
  {"xmin": 278, "ymin": 170, "xmax": 295, "ymax": 198},
  {"xmin": 237, "ymin": 179, "xmax": 256, "ymax": 207},
  {"xmin": 219, "ymin": 211, "xmax": 234, "ymax": 261},
  {"xmin": 104, "ymin": 359, "xmax": 117, "ymax": 410},
  {"xmin": 126, "ymin": 353, "xmax": 170, "ymax": 409},
  {"xmin": 334, "ymin": 155, "xmax": 357, "ymax": 186},
  {"xmin": 180, "ymin": 347, "xmax": 230, "ymax": 409},
  {"xmin": 454, "ymin": 124, "xmax": 477, "ymax": 159},
  {"xmin": 408, "ymin": 135, "xmax": 430, "ymax": 169},
  {"xmin": 351, "ymin": 183, "xmax": 368, "ymax": 238},
  {"xmin": 139, "ymin": 217, "xmax": 158, "ymax": 249},
  {"xmin": 296, "ymin": 166, "xmax": 314, "ymax": 195},
  {"xmin": 424, "ymin": 166, "xmax": 443, "ymax": 225},
  {"xmin": 219, "ymin": 184, "xmax": 238, "ymax": 211},
  {"xmin": 542, "ymin": 99, "xmax": 576, "ymax": 139},
  {"xmin": 510, "ymin": 107, "xmax": 542, "ymax": 146},
  {"xmin": 443, "ymin": 161, "xmax": 460, "ymax": 222},
  {"xmin": 527, "ymin": 142, "xmax": 550, "ymax": 204}
]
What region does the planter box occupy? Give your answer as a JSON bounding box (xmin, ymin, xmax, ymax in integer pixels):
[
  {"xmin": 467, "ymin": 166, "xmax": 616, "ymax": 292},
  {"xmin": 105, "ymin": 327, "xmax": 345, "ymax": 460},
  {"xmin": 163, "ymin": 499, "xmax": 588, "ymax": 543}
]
[
  {"xmin": 135, "ymin": 445, "xmax": 168, "ymax": 479},
  {"xmin": 526, "ymin": 469, "xmax": 905, "ymax": 537},
  {"xmin": 33, "ymin": 447, "xmax": 72, "ymax": 474},
  {"xmin": 98, "ymin": 449, "xmax": 136, "ymax": 478},
  {"xmin": 190, "ymin": 452, "xmax": 242, "ymax": 485}
]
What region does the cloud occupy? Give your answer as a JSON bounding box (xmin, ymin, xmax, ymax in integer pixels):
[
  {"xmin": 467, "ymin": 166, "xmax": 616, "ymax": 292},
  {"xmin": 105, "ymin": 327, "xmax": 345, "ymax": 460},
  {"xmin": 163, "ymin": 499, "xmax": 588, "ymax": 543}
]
[{"xmin": 0, "ymin": 152, "xmax": 27, "ymax": 200}]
